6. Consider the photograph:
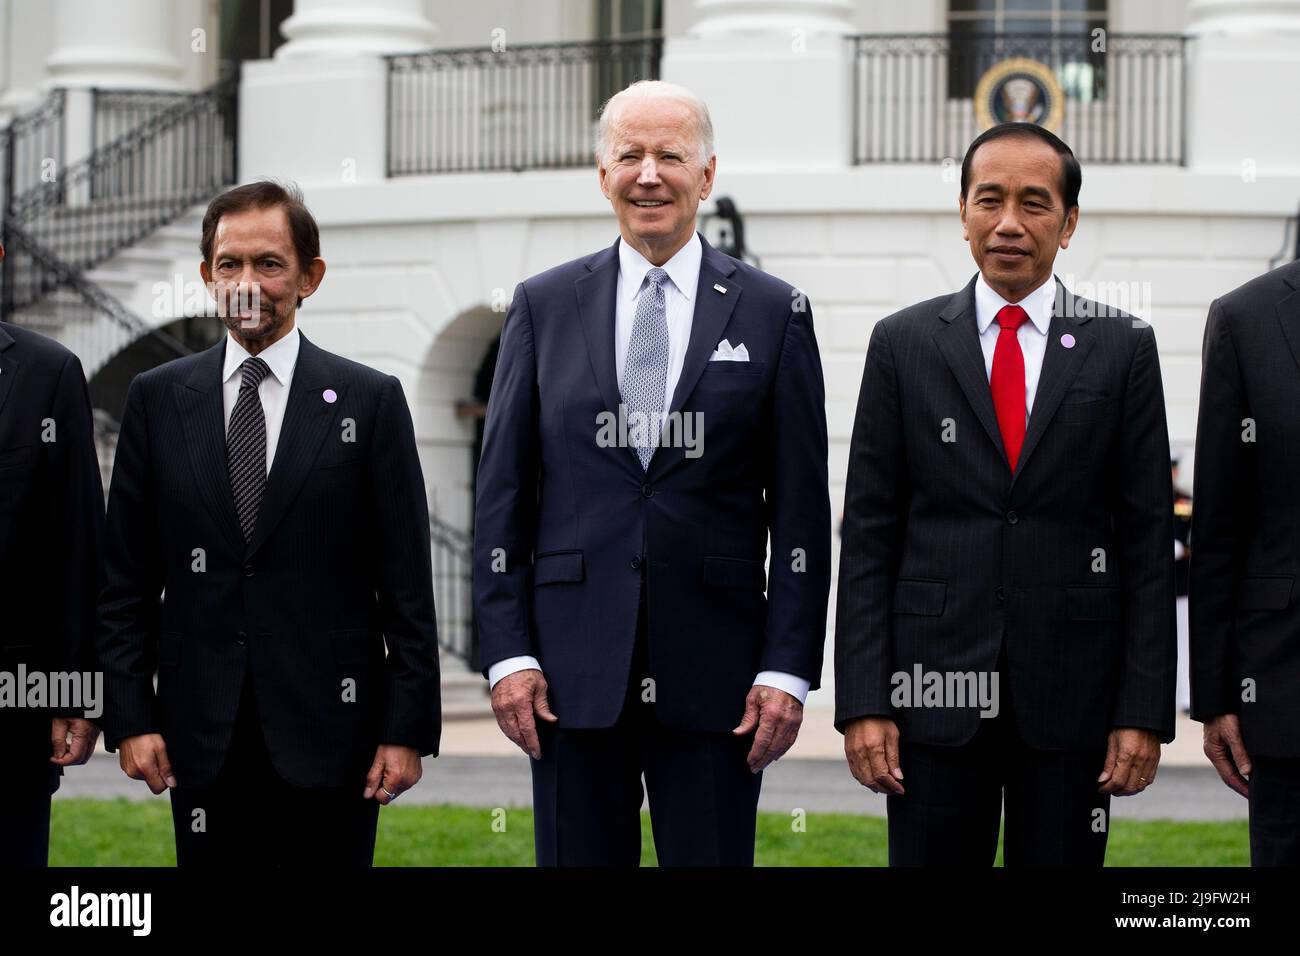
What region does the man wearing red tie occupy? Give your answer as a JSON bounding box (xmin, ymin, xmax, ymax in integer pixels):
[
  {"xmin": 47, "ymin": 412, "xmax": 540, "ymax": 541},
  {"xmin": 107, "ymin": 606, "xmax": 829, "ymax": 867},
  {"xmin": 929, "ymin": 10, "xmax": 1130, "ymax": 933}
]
[{"xmin": 835, "ymin": 123, "xmax": 1176, "ymax": 865}]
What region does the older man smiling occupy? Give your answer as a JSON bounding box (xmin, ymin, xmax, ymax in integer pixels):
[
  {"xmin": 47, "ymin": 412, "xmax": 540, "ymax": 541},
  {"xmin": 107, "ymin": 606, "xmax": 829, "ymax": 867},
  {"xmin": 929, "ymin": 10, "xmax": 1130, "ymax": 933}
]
[{"xmin": 474, "ymin": 80, "xmax": 831, "ymax": 866}]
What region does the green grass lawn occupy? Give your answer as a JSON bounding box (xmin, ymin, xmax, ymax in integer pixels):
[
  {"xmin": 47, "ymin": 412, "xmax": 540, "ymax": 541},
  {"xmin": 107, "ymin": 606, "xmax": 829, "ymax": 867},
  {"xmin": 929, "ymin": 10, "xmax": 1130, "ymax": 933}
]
[{"xmin": 49, "ymin": 798, "xmax": 1249, "ymax": 866}]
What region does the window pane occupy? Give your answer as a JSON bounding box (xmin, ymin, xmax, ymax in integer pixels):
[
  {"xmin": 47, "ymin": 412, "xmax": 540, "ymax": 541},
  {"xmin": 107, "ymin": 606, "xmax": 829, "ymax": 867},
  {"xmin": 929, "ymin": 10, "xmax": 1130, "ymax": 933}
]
[
  {"xmin": 1060, "ymin": 0, "xmax": 1108, "ymax": 13},
  {"xmin": 620, "ymin": 0, "xmax": 648, "ymax": 35},
  {"xmin": 1004, "ymin": 0, "xmax": 1052, "ymax": 13}
]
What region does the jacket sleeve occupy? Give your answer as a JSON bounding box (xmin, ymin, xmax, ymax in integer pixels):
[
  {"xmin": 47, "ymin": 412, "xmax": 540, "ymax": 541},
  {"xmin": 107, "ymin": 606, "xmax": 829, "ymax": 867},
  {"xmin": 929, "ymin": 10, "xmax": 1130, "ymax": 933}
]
[
  {"xmin": 370, "ymin": 375, "xmax": 442, "ymax": 754},
  {"xmin": 834, "ymin": 320, "xmax": 909, "ymax": 731},
  {"xmin": 1110, "ymin": 323, "xmax": 1176, "ymax": 741},
  {"xmin": 96, "ymin": 375, "xmax": 164, "ymax": 747},
  {"xmin": 473, "ymin": 282, "xmax": 541, "ymax": 673},
  {"xmin": 759, "ymin": 297, "xmax": 831, "ymax": 685},
  {"xmin": 48, "ymin": 351, "xmax": 106, "ymax": 719},
  {"xmin": 1188, "ymin": 299, "xmax": 1254, "ymax": 720}
]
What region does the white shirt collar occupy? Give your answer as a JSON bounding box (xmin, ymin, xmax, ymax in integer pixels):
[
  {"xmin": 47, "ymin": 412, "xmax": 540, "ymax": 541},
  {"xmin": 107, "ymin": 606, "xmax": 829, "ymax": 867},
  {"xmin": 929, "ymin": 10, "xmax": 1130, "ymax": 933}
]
[
  {"xmin": 974, "ymin": 273, "xmax": 1057, "ymax": 336},
  {"xmin": 618, "ymin": 231, "xmax": 702, "ymax": 303},
  {"xmin": 223, "ymin": 325, "xmax": 300, "ymax": 386}
]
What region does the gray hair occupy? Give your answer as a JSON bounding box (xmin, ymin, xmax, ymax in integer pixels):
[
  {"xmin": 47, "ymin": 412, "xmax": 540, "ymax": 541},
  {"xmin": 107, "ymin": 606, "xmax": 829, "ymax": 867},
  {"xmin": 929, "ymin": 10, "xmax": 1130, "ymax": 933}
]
[{"xmin": 593, "ymin": 80, "xmax": 715, "ymax": 169}]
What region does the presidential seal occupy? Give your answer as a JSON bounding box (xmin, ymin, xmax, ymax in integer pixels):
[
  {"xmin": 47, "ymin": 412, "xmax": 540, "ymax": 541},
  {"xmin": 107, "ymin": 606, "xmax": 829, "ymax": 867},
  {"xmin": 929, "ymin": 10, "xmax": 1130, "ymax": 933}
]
[{"xmin": 973, "ymin": 57, "xmax": 1065, "ymax": 132}]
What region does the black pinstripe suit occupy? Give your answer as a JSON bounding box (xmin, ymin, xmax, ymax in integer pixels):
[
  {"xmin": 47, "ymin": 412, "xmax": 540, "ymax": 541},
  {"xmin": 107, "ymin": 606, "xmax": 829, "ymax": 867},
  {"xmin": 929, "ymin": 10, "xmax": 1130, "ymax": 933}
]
[
  {"xmin": 835, "ymin": 275, "xmax": 1176, "ymax": 865},
  {"xmin": 98, "ymin": 331, "xmax": 441, "ymax": 864},
  {"xmin": 1191, "ymin": 259, "xmax": 1300, "ymax": 865}
]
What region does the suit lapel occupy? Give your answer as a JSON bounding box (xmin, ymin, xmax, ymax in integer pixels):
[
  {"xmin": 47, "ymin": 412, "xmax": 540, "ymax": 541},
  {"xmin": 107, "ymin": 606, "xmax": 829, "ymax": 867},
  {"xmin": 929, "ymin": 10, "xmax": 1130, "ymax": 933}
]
[
  {"xmin": 1011, "ymin": 281, "xmax": 1096, "ymax": 488},
  {"xmin": 666, "ymin": 237, "xmax": 740, "ymax": 417},
  {"xmin": 245, "ymin": 332, "xmax": 344, "ymax": 559},
  {"xmin": 176, "ymin": 338, "xmax": 245, "ymax": 556},
  {"xmin": 934, "ymin": 277, "xmax": 1009, "ymax": 470},
  {"xmin": 1274, "ymin": 267, "xmax": 1300, "ymax": 378},
  {"xmin": 575, "ymin": 239, "xmax": 642, "ymax": 474}
]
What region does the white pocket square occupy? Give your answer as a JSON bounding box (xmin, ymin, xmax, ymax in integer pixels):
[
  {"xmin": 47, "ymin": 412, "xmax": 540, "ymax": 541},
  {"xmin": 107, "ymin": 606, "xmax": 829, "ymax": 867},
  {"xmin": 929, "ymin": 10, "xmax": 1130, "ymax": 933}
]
[{"xmin": 709, "ymin": 339, "xmax": 750, "ymax": 362}]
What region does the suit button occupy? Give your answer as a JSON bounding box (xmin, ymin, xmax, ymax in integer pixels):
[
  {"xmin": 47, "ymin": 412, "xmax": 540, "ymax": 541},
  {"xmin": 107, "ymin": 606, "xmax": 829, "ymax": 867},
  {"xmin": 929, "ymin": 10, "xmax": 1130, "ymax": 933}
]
[
  {"xmin": 631, "ymin": 555, "xmax": 641, "ymax": 570},
  {"xmin": 641, "ymin": 484, "xmax": 653, "ymax": 498},
  {"xmin": 243, "ymin": 563, "xmax": 254, "ymax": 577},
  {"xmin": 236, "ymin": 631, "xmax": 248, "ymax": 645},
  {"xmin": 1006, "ymin": 511, "xmax": 1019, "ymax": 525},
  {"xmin": 995, "ymin": 587, "xmax": 1005, "ymax": 603}
]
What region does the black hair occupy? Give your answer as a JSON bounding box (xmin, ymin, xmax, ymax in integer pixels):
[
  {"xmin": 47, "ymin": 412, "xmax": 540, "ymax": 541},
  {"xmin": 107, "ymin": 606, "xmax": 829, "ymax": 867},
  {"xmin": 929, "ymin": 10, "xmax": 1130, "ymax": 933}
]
[{"xmin": 960, "ymin": 123, "xmax": 1081, "ymax": 210}]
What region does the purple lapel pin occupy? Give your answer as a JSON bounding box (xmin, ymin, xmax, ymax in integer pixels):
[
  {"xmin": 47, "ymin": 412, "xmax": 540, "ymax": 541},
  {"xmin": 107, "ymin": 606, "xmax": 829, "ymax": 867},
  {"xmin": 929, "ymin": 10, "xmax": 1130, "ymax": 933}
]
[
  {"xmin": 1060, "ymin": 333, "xmax": 1076, "ymax": 349},
  {"xmin": 323, "ymin": 388, "xmax": 337, "ymax": 404}
]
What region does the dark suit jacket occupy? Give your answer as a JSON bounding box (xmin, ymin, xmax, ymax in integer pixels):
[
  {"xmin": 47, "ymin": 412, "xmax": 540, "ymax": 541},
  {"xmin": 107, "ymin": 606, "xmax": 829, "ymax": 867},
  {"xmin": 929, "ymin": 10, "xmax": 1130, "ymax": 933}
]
[
  {"xmin": 0, "ymin": 322, "xmax": 104, "ymax": 777},
  {"xmin": 474, "ymin": 234, "xmax": 831, "ymax": 731},
  {"xmin": 1190, "ymin": 258, "xmax": 1300, "ymax": 758},
  {"xmin": 97, "ymin": 331, "xmax": 441, "ymax": 789},
  {"xmin": 835, "ymin": 276, "xmax": 1176, "ymax": 750}
]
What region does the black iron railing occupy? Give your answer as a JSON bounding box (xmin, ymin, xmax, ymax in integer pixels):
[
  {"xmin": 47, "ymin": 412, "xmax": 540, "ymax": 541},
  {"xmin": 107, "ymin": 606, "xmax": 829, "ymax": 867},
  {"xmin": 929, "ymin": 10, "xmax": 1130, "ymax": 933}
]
[
  {"xmin": 430, "ymin": 512, "xmax": 477, "ymax": 669},
  {"xmin": 0, "ymin": 90, "xmax": 66, "ymax": 213},
  {"xmin": 3, "ymin": 220, "xmax": 190, "ymax": 371},
  {"xmin": 386, "ymin": 36, "xmax": 663, "ymax": 176},
  {"xmin": 1, "ymin": 91, "xmax": 66, "ymax": 315},
  {"xmin": 90, "ymin": 87, "xmax": 189, "ymax": 196},
  {"xmin": 850, "ymin": 33, "xmax": 1187, "ymax": 165},
  {"xmin": 5, "ymin": 71, "xmax": 237, "ymax": 316}
]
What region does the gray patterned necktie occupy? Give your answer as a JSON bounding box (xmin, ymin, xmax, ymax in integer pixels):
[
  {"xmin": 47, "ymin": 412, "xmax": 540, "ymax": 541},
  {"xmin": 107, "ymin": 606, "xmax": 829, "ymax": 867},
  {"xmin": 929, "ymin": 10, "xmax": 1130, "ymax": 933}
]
[
  {"xmin": 623, "ymin": 267, "xmax": 670, "ymax": 470},
  {"xmin": 227, "ymin": 357, "xmax": 270, "ymax": 542}
]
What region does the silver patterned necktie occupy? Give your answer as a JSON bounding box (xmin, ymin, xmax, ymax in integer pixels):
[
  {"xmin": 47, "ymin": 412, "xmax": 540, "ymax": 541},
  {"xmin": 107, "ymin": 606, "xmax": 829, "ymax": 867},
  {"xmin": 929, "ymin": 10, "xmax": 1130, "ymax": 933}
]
[
  {"xmin": 227, "ymin": 356, "xmax": 270, "ymax": 542},
  {"xmin": 623, "ymin": 267, "xmax": 670, "ymax": 470}
]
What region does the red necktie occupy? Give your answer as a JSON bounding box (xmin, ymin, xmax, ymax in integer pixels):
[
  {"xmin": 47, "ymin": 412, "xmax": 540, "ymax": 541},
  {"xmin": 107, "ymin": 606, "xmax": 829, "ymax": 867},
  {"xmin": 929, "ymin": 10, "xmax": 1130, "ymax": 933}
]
[{"xmin": 991, "ymin": 304, "xmax": 1029, "ymax": 473}]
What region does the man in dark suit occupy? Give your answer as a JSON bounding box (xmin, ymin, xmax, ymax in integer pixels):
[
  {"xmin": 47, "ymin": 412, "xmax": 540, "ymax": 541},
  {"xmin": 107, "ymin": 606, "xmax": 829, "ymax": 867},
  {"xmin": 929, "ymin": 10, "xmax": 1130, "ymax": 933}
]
[
  {"xmin": 97, "ymin": 182, "xmax": 441, "ymax": 867},
  {"xmin": 474, "ymin": 81, "xmax": 830, "ymax": 866},
  {"xmin": 835, "ymin": 124, "xmax": 1176, "ymax": 866},
  {"xmin": 1190, "ymin": 258, "xmax": 1300, "ymax": 866},
  {"xmin": 0, "ymin": 245, "xmax": 105, "ymax": 867}
]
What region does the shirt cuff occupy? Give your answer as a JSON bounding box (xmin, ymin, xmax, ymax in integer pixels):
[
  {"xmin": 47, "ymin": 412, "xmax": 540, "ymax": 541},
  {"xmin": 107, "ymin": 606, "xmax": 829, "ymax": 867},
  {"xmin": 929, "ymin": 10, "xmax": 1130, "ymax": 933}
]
[
  {"xmin": 753, "ymin": 671, "xmax": 810, "ymax": 704},
  {"xmin": 488, "ymin": 655, "xmax": 542, "ymax": 690}
]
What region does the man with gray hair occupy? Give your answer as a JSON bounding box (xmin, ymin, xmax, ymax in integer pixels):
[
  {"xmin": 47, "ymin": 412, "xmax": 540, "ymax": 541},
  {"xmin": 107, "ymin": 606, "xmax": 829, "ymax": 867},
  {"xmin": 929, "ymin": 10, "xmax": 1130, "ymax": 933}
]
[{"xmin": 475, "ymin": 80, "xmax": 831, "ymax": 865}]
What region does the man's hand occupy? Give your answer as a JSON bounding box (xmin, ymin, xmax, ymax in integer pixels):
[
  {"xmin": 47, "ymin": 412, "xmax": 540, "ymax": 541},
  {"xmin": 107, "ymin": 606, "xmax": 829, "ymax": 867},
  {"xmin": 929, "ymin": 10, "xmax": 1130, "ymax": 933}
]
[
  {"xmin": 1202, "ymin": 713, "xmax": 1251, "ymax": 798},
  {"xmin": 364, "ymin": 745, "xmax": 423, "ymax": 805},
  {"xmin": 1098, "ymin": 727, "xmax": 1161, "ymax": 796},
  {"xmin": 491, "ymin": 668, "xmax": 557, "ymax": 760},
  {"xmin": 50, "ymin": 718, "xmax": 100, "ymax": 767},
  {"xmin": 733, "ymin": 685, "xmax": 803, "ymax": 773},
  {"xmin": 119, "ymin": 733, "xmax": 177, "ymax": 794},
  {"xmin": 844, "ymin": 716, "xmax": 904, "ymax": 795}
]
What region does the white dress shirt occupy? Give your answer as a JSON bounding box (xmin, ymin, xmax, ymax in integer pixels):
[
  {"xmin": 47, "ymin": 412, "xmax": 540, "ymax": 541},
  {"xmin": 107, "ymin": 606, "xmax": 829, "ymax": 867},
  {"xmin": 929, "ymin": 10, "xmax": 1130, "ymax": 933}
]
[
  {"xmin": 487, "ymin": 234, "xmax": 810, "ymax": 704},
  {"xmin": 974, "ymin": 272, "xmax": 1056, "ymax": 419},
  {"xmin": 614, "ymin": 230, "xmax": 700, "ymax": 402},
  {"xmin": 221, "ymin": 325, "xmax": 300, "ymax": 473}
]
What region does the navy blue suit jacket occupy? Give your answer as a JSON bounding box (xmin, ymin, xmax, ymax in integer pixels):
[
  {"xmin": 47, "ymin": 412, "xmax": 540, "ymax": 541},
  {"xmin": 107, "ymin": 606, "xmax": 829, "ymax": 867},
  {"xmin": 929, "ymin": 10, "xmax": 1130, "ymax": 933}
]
[{"xmin": 474, "ymin": 234, "xmax": 831, "ymax": 731}]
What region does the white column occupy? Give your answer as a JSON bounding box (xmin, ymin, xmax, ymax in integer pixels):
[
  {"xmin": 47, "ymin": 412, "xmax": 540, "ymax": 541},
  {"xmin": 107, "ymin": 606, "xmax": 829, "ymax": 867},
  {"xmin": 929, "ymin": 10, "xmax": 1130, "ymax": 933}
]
[
  {"xmin": 242, "ymin": 0, "xmax": 436, "ymax": 188},
  {"xmin": 276, "ymin": 0, "xmax": 436, "ymax": 59},
  {"xmin": 662, "ymin": 0, "xmax": 856, "ymax": 170},
  {"xmin": 1186, "ymin": 0, "xmax": 1300, "ymax": 175},
  {"xmin": 43, "ymin": 0, "xmax": 183, "ymax": 90},
  {"xmin": 690, "ymin": 0, "xmax": 855, "ymax": 35},
  {"xmin": 1187, "ymin": 0, "xmax": 1300, "ymax": 32}
]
